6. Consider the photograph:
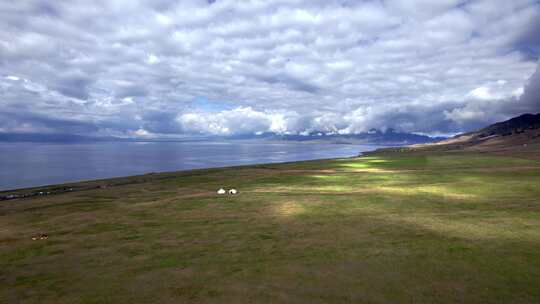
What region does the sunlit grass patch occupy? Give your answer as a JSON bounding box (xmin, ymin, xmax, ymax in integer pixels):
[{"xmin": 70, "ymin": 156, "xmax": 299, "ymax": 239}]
[
  {"xmin": 375, "ymin": 185, "xmax": 478, "ymax": 200},
  {"xmin": 426, "ymin": 154, "xmax": 540, "ymax": 168},
  {"xmin": 374, "ymin": 212, "xmax": 540, "ymax": 242},
  {"xmin": 343, "ymin": 167, "xmax": 401, "ymax": 173}
]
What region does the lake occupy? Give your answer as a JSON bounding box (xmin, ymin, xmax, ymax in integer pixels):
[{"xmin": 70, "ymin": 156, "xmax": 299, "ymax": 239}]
[{"xmin": 0, "ymin": 141, "xmax": 383, "ymax": 191}]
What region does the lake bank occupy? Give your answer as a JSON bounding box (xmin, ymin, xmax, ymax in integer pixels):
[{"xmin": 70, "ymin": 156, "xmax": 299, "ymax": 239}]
[
  {"xmin": 2, "ymin": 150, "xmax": 540, "ymax": 303},
  {"xmin": 0, "ymin": 141, "xmax": 385, "ymax": 191}
]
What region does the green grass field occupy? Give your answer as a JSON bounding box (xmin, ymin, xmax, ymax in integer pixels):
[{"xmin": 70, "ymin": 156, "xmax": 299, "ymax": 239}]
[{"xmin": 2, "ymin": 152, "xmax": 540, "ymax": 303}]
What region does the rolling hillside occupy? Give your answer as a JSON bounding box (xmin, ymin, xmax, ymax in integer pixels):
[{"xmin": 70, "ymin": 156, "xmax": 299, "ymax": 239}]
[{"xmin": 370, "ymin": 113, "xmax": 540, "ymax": 159}]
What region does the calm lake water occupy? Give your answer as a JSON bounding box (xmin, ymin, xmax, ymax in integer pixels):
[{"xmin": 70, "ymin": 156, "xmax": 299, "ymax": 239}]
[{"xmin": 0, "ymin": 141, "xmax": 383, "ymax": 191}]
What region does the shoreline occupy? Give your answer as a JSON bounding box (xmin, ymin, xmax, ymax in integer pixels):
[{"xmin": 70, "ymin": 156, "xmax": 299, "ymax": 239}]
[
  {"xmin": 0, "ymin": 154, "xmax": 367, "ymax": 201},
  {"xmin": 0, "ymin": 141, "xmax": 392, "ymax": 195}
]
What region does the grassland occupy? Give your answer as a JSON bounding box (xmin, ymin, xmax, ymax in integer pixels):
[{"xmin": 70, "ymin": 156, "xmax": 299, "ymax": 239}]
[{"xmin": 1, "ymin": 151, "xmax": 540, "ymax": 303}]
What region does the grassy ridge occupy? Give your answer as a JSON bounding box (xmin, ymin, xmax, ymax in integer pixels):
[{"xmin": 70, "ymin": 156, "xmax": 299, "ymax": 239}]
[{"xmin": 1, "ymin": 152, "xmax": 540, "ymax": 303}]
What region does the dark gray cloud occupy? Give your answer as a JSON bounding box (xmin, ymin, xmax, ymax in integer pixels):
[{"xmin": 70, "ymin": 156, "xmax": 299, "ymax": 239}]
[
  {"xmin": 518, "ymin": 64, "xmax": 540, "ymax": 113},
  {"xmin": 1, "ymin": 0, "xmax": 539, "ymax": 137},
  {"xmin": 0, "ymin": 111, "xmax": 100, "ymax": 134},
  {"xmin": 258, "ymin": 73, "xmax": 320, "ymax": 94}
]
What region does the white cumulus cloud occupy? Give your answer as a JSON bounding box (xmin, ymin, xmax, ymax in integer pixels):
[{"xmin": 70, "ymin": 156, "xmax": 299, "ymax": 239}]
[{"xmin": 0, "ymin": 0, "xmax": 539, "ymax": 136}]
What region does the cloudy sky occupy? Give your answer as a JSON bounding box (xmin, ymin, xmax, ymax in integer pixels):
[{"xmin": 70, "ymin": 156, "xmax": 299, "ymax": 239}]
[{"xmin": 1, "ymin": 0, "xmax": 539, "ymax": 137}]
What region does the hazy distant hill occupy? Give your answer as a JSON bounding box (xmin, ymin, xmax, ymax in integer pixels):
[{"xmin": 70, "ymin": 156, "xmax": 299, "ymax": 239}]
[
  {"xmin": 0, "ymin": 133, "xmax": 125, "ymax": 143},
  {"xmin": 0, "ymin": 133, "xmax": 208, "ymax": 143}
]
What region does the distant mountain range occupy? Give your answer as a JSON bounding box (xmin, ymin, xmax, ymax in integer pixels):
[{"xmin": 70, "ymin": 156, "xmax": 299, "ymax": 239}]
[
  {"xmin": 0, "ymin": 133, "xmax": 116, "ymax": 143},
  {"xmin": 228, "ymin": 129, "xmax": 445, "ymax": 145},
  {"xmin": 0, "ymin": 129, "xmax": 445, "ymax": 145}
]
